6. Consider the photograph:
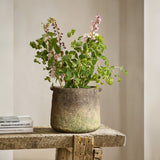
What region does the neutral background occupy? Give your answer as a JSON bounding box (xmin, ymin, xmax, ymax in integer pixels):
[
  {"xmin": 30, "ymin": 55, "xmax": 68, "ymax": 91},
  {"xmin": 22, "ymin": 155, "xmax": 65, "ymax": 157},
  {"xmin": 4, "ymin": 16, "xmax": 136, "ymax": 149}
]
[
  {"xmin": 0, "ymin": 0, "xmax": 13, "ymax": 159},
  {"xmin": 0, "ymin": 0, "xmax": 145, "ymax": 160},
  {"xmin": 145, "ymin": 0, "xmax": 160, "ymax": 159}
]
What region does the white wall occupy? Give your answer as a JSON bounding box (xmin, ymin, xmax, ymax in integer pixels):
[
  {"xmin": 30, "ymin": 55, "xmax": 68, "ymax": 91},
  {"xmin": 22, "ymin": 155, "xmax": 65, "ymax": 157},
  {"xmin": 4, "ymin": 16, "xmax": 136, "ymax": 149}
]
[
  {"xmin": 145, "ymin": 0, "xmax": 160, "ymax": 159},
  {"xmin": 0, "ymin": 0, "xmax": 14, "ymax": 159}
]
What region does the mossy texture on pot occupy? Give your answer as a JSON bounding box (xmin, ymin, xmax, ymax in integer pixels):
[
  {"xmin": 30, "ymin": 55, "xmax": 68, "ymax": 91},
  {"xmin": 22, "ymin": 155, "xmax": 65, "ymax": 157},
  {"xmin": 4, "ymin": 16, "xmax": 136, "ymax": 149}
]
[{"xmin": 50, "ymin": 87, "xmax": 101, "ymax": 133}]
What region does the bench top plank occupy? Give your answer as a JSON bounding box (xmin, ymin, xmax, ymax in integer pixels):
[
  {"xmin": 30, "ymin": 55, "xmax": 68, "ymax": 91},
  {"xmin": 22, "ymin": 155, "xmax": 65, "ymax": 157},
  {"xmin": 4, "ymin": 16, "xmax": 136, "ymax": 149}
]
[{"xmin": 0, "ymin": 125, "xmax": 126, "ymax": 150}]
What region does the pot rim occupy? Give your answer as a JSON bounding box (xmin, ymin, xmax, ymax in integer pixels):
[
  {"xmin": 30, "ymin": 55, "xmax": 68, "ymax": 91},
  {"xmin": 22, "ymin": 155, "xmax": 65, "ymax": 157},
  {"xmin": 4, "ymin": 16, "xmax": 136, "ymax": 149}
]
[{"xmin": 50, "ymin": 86, "xmax": 102, "ymax": 92}]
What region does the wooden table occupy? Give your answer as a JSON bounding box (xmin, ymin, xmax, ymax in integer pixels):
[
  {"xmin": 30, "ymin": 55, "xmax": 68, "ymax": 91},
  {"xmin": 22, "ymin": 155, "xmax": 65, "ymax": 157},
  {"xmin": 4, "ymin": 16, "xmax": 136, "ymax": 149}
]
[{"xmin": 0, "ymin": 125, "xmax": 126, "ymax": 160}]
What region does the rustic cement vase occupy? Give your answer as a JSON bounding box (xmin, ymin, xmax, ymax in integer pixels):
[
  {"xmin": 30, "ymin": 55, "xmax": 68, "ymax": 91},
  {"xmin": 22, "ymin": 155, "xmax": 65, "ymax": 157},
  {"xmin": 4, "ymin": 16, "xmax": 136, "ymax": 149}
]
[{"xmin": 50, "ymin": 86, "xmax": 101, "ymax": 133}]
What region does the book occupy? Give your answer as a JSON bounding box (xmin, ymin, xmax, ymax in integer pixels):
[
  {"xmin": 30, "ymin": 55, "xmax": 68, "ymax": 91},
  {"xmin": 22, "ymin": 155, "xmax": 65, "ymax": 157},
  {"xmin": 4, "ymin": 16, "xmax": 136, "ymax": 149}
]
[
  {"xmin": 0, "ymin": 127, "xmax": 33, "ymax": 134},
  {"xmin": 0, "ymin": 116, "xmax": 19, "ymax": 123},
  {"xmin": 0, "ymin": 116, "xmax": 33, "ymax": 128}
]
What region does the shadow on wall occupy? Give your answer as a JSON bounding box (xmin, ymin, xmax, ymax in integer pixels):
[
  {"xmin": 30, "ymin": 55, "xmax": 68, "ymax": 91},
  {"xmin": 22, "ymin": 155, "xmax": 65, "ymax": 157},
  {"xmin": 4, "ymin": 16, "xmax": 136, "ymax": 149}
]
[{"xmin": 119, "ymin": 0, "xmax": 144, "ymax": 160}]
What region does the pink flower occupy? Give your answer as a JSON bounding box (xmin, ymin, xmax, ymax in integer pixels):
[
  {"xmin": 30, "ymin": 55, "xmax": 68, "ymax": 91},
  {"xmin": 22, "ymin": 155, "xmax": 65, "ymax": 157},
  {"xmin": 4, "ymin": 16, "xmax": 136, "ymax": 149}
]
[
  {"xmin": 90, "ymin": 26, "xmax": 94, "ymax": 31},
  {"xmin": 83, "ymin": 33, "xmax": 89, "ymax": 42},
  {"xmin": 97, "ymin": 18, "xmax": 101, "ymax": 24},
  {"xmin": 88, "ymin": 52, "xmax": 92, "ymax": 56},
  {"xmin": 83, "ymin": 15, "xmax": 102, "ymax": 42},
  {"xmin": 48, "ymin": 52, "xmax": 52, "ymax": 60},
  {"xmin": 96, "ymin": 15, "xmax": 102, "ymax": 24},
  {"xmin": 83, "ymin": 33, "xmax": 91, "ymax": 42},
  {"xmin": 54, "ymin": 54, "xmax": 61, "ymax": 61},
  {"xmin": 94, "ymin": 23, "xmax": 98, "ymax": 28},
  {"xmin": 51, "ymin": 69, "xmax": 55, "ymax": 78},
  {"xmin": 91, "ymin": 37, "xmax": 95, "ymax": 40},
  {"xmin": 53, "ymin": 65, "xmax": 56, "ymax": 70},
  {"xmin": 95, "ymin": 26, "xmax": 99, "ymax": 32},
  {"xmin": 95, "ymin": 33, "xmax": 99, "ymax": 36},
  {"xmin": 91, "ymin": 20, "xmax": 95, "ymax": 25},
  {"xmin": 96, "ymin": 15, "xmax": 101, "ymax": 19},
  {"xmin": 54, "ymin": 54, "xmax": 59, "ymax": 60}
]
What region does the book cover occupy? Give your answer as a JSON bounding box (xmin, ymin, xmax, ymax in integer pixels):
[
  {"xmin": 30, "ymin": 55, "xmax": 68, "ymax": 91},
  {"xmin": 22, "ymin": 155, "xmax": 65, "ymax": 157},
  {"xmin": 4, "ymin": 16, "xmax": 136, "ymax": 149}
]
[{"xmin": 0, "ymin": 116, "xmax": 33, "ymax": 128}]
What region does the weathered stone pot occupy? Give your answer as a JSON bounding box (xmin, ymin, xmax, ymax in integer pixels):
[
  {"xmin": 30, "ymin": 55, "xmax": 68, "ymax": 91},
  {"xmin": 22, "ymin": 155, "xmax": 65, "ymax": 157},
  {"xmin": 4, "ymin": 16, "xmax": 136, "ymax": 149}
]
[{"xmin": 50, "ymin": 86, "xmax": 101, "ymax": 133}]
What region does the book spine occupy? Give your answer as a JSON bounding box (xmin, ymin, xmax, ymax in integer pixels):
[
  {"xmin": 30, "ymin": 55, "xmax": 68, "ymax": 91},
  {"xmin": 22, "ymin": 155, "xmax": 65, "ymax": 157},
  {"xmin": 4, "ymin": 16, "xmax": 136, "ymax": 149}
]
[
  {"xmin": 0, "ymin": 127, "xmax": 33, "ymax": 134},
  {"xmin": 0, "ymin": 122, "xmax": 33, "ymax": 128}
]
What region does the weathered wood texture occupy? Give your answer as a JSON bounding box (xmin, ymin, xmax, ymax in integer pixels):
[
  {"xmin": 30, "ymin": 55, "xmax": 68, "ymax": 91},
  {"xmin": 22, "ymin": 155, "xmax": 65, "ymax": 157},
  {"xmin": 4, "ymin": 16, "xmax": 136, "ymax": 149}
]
[
  {"xmin": 56, "ymin": 148, "xmax": 72, "ymax": 160},
  {"xmin": 93, "ymin": 148, "xmax": 102, "ymax": 160},
  {"xmin": 56, "ymin": 138, "xmax": 102, "ymax": 160},
  {"xmin": 73, "ymin": 135, "xmax": 94, "ymax": 160},
  {"xmin": 0, "ymin": 125, "xmax": 126, "ymax": 150},
  {"xmin": 51, "ymin": 86, "xmax": 101, "ymax": 133}
]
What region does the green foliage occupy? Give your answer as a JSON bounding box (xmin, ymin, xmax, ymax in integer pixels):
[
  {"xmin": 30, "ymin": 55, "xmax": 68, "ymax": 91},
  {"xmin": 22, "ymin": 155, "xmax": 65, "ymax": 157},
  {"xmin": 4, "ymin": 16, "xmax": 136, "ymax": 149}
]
[
  {"xmin": 44, "ymin": 76, "xmax": 51, "ymax": 82},
  {"xmin": 71, "ymin": 29, "xmax": 76, "ymax": 35},
  {"xmin": 30, "ymin": 17, "xmax": 127, "ymax": 88},
  {"xmin": 67, "ymin": 29, "xmax": 76, "ymax": 38},
  {"xmin": 67, "ymin": 32, "xmax": 71, "ymax": 38}
]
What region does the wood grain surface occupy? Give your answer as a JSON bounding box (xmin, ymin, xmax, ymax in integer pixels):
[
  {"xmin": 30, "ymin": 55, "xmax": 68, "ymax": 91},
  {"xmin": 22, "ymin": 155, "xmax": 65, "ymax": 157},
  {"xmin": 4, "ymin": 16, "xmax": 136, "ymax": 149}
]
[{"xmin": 0, "ymin": 125, "xmax": 126, "ymax": 150}]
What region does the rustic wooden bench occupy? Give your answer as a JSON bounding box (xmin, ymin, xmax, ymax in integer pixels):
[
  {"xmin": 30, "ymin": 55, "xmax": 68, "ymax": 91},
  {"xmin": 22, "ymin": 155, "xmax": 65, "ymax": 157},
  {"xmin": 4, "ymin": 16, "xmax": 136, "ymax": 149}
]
[{"xmin": 0, "ymin": 125, "xmax": 126, "ymax": 160}]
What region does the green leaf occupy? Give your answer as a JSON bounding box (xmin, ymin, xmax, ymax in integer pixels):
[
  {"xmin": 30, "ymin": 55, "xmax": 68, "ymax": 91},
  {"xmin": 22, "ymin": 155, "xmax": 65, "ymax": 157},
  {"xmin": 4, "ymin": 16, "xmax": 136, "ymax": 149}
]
[
  {"xmin": 106, "ymin": 69, "xmax": 111, "ymax": 76},
  {"xmin": 62, "ymin": 54, "xmax": 71, "ymax": 61},
  {"xmin": 42, "ymin": 41, "xmax": 47, "ymax": 48},
  {"xmin": 120, "ymin": 66, "xmax": 123, "ymax": 71},
  {"xmin": 48, "ymin": 56, "xmax": 54, "ymax": 67},
  {"xmin": 71, "ymin": 40, "xmax": 76, "ymax": 48},
  {"xmin": 71, "ymin": 62, "xmax": 76, "ymax": 67},
  {"xmin": 78, "ymin": 36, "xmax": 83, "ymax": 40},
  {"xmin": 83, "ymin": 43, "xmax": 87, "ymax": 52},
  {"xmin": 110, "ymin": 66, "xmax": 115, "ymax": 70},
  {"xmin": 79, "ymin": 54, "xmax": 86, "ymax": 59},
  {"xmin": 67, "ymin": 32, "xmax": 71, "ymax": 38},
  {"xmin": 30, "ymin": 41, "xmax": 37, "ymax": 49},
  {"xmin": 47, "ymin": 32, "xmax": 55, "ymax": 37},
  {"xmin": 34, "ymin": 59, "xmax": 41, "ymax": 64},
  {"xmin": 106, "ymin": 77, "xmax": 113, "ymax": 85},
  {"xmin": 65, "ymin": 50, "xmax": 69, "ymax": 55},
  {"xmin": 69, "ymin": 50, "xmax": 76, "ymax": 55},
  {"xmin": 114, "ymin": 73, "xmax": 119, "ymax": 77},
  {"xmin": 43, "ymin": 66, "xmax": 50, "ymax": 71},
  {"xmin": 96, "ymin": 85, "xmax": 99, "ymax": 89},
  {"xmin": 66, "ymin": 69, "xmax": 72, "ymax": 79},
  {"xmin": 76, "ymin": 41, "xmax": 82, "ymax": 46},
  {"xmin": 54, "ymin": 44, "xmax": 60, "ymax": 54},
  {"xmin": 75, "ymin": 78, "xmax": 81, "ymax": 82},
  {"xmin": 74, "ymin": 47, "xmax": 81, "ymax": 53},
  {"xmin": 118, "ymin": 78, "xmax": 122, "ymax": 82},
  {"xmin": 71, "ymin": 29, "xmax": 76, "ymax": 35},
  {"xmin": 42, "ymin": 34, "xmax": 47, "ymax": 38},
  {"xmin": 105, "ymin": 60, "xmax": 109, "ymax": 66},
  {"xmin": 49, "ymin": 38, "xmax": 57, "ymax": 50},
  {"xmin": 67, "ymin": 29, "xmax": 76, "ymax": 38},
  {"xmin": 123, "ymin": 70, "xmax": 128, "ymax": 75},
  {"xmin": 44, "ymin": 76, "xmax": 51, "ymax": 82},
  {"xmin": 36, "ymin": 37, "xmax": 45, "ymax": 45},
  {"xmin": 35, "ymin": 51, "xmax": 41, "ymax": 58},
  {"xmin": 99, "ymin": 55, "xmax": 107, "ymax": 60}
]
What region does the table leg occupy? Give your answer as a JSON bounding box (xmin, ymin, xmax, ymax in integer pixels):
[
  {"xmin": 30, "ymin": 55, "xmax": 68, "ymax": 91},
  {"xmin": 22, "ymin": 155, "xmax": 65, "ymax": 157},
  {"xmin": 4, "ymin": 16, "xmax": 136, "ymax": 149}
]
[
  {"xmin": 55, "ymin": 136, "xmax": 102, "ymax": 160},
  {"xmin": 73, "ymin": 135, "xmax": 94, "ymax": 160},
  {"xmin": 55, "ymin": 148, "xmax": 72, "ymax": 160},
  {"xmin": 93, "ymin": 148, "xmax": 102, "ymax": 160}
]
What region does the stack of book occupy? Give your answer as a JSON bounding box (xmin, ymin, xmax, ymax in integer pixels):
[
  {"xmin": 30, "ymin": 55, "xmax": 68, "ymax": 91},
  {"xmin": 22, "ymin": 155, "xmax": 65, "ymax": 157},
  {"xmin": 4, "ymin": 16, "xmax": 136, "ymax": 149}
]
[{"xmin": 0, "ymin": 116, "xmax": 33, "ymax": 134}]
